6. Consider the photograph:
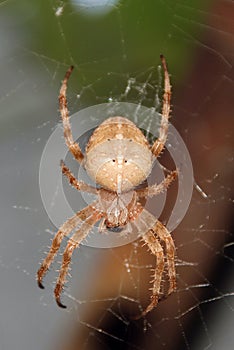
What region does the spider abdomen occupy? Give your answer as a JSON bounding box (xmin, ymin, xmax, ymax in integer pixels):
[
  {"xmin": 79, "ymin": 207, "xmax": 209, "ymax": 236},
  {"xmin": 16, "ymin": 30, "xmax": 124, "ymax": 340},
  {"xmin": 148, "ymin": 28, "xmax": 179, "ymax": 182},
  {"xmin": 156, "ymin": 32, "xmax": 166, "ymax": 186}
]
[{"xmin": 84, "ymin": 117, "xmax": 153, "ymax": 192}]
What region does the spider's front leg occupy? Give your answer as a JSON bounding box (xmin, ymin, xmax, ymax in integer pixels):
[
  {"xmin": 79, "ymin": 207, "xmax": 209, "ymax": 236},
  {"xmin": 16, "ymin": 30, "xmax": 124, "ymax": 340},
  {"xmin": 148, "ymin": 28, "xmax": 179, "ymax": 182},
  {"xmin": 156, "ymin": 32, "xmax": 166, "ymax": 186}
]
[
  {"xmin": 59, "ymin": 66, "xmax": 84, "ymax": 164},
  {"xmin": 151, "ymin": 55, "xmax": 171, "ymax": 158}
]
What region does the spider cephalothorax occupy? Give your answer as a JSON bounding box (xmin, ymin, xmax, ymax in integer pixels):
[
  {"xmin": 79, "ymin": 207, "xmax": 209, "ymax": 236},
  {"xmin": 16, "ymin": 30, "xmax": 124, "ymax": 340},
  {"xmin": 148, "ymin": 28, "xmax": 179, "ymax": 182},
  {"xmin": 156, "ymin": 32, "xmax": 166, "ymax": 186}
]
[
  {"xmin": 97, "ymin": 188, "xmax": 141, "ymax": 228},
  {"xmin": 37, "ymin": 55, "xmax": 178, "ymax": 317}
]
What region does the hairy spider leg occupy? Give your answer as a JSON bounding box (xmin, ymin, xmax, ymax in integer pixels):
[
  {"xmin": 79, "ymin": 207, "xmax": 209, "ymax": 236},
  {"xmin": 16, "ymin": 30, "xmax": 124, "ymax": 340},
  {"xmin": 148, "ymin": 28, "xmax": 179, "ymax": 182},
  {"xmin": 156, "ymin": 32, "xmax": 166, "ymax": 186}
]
[
  {"xmin": 136, "ymin": 170, "xmax": 177, "ymax": 198},
  {"xmin": 59, "ymin": 66, "xmax": 84, "ymax": 164},
  {"xmin": 138, "ymin": 229, "xmax": 165, "ymax": 318},
  {"xmin": 54, "ymin": 211, "xmax": 103, "ymax": 308},
  {"xmin": 151, "ymin": 55, "xmax": 171, "ymax": 158},
  {"xmin": 155, "ymin": 220, "xmax": 176, "ymax": 296},
  {"xmin": 61, "ymin": 160, "xmax": 98, "ymax": 194},
  {"xmin": 37, "ymin": 202, "xmax": 98, "ymax": 289},
  {"xmin": 132, "ymin": 203, "xmax": 176, "ymax": 318},
  {"xmin": 138, "ymin": 219, "xmax": 176, "ymax": 318}
]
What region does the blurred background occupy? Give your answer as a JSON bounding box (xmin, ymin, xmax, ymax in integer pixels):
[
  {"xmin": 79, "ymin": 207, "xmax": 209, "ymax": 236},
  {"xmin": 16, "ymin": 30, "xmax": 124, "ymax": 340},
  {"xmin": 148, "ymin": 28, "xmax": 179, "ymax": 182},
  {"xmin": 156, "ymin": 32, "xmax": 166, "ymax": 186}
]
[{"xmin": 0, "ymin": 0, "xmax": 233, "ymax": 349}]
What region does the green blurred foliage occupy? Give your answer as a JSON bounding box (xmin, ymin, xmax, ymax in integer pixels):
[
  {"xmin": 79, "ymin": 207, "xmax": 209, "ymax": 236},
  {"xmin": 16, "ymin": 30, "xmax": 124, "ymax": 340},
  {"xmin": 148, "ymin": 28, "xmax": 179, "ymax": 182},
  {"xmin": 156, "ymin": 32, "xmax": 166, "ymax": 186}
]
[
  {"xmin": 2, "ymin": 0, "xmax": 214, "ymax": 111},
  {"xmin": 6, "ymin": 0, "xmax": 212, "ymax": 73}
]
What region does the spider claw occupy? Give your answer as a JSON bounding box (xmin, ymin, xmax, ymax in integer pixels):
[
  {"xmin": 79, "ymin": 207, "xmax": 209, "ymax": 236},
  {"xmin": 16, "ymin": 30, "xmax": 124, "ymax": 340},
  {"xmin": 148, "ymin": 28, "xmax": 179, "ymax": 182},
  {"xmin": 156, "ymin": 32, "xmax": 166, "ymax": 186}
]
[
  {"xmin": 37, "ymin": 268, "xmax": 45, "ymax": 289},
  {"xmin": 131, "ymin": 313, "xmax": 142, "ymax": 321},
  {"xmin": 64, "ymin": 66, "xmax": 74, "ymax": 81},
  {"xmin": 56, "ymin": 297, "xmax": 67, "ymax": 309},
  {"xmin": 132, "ymin": 294, "xmax": 159, "ymax": 320},
  {"xmin": 37, "ymin": 279, "xmax": 45, "ymax": 289},
  {"xmin": 160, "ymin": 54, "xmax": 166, "ymax": 65},
  {"xmin": 55, "ymin": 283, "xmax": 67, "ymax": 308}
]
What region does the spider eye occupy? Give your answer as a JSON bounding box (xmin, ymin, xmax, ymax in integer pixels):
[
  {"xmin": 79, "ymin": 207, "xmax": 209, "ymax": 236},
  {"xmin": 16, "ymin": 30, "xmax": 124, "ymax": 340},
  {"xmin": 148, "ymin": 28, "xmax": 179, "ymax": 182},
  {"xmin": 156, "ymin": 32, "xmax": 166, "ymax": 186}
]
[
  {"xmin": 112, "ymin": 159, "xmax": 115, "ymax": 162},
  {"xmin": 124, "ymin": 160, "xmax": 128, "ymax": 163}
]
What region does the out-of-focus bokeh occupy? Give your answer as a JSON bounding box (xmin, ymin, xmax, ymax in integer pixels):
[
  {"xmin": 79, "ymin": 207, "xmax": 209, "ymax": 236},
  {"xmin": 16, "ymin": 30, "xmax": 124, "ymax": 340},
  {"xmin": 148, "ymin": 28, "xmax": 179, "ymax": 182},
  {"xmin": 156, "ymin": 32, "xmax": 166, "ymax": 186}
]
[{"xmin": 0, "ymin": 1, "xmax": 233, "ymax": 349}]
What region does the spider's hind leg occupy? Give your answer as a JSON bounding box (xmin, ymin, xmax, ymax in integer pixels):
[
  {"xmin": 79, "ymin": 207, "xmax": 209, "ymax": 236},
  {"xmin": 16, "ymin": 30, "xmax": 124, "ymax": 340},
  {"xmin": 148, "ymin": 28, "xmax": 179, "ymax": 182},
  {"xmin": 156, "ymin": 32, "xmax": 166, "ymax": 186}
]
[
  {"xmin": 37, "ymin": 202, "xmax": 98, "ymax": 289},
  {"xmin": 54, "ymin": 211, "xmax": 103, "ymax": 308},
  {"xmin": 139, "ymin": 229, "xmax": 165, "ymax": 317},
  {"xmin": 134, "ymin": 218, "xmax": 176, "ymax": 319},
  {"xmin": 156, "ymin": 220, "xmax": 176, "ymax": 296}
]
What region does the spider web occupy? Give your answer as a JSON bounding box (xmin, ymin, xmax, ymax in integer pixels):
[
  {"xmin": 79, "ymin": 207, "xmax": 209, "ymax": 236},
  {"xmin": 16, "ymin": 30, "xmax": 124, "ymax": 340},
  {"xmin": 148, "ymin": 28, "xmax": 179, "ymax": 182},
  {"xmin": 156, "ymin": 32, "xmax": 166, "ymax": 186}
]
[{"xmin": 0, "ymin": 1, "xmax": 233, "ymax": 349}]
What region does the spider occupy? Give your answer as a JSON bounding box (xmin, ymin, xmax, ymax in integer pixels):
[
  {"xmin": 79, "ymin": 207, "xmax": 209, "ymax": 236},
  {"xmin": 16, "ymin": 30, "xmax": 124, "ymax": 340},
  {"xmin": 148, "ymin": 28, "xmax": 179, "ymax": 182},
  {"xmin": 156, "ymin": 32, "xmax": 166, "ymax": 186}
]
[{"xmin": 37, "ymin": 55, "xmax": 178, "ymax": 317}]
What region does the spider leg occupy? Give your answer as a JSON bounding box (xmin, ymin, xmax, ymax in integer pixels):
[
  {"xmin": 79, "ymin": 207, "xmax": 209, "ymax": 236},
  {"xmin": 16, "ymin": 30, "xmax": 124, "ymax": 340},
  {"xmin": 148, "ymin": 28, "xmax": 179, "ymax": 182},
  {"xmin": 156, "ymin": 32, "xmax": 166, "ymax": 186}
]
[
  {"xmin": 54, "ymin": 211, "xmax": 103, "ymax": 308},
  {"xmin": 61, "ymin": 160, "xmax": 98, "ymax": 194},
  {"xmin": 59, "ymin": 66, "xmax": 84, "ymax": 164},
  {"xmin": 151, "ymin": 55, "xmax": 171, "ymax": 158},
  {"xmin": 37, "ymin": 202, "xmax": 98, "ymax": 289},
  {"xmin": 133, "ymin": 216, "xmax": 176, "ymax": 318},
  {"xmin": 139, "ymin": 229, "xmax": 165, "ymax": 317},
  {"xmin": 136, "ymin": 169, "xmax": 177, "ymax": 198},
  {"xmin": 155, "ymin": 220, "xmax": 176, "ymax": 296}
]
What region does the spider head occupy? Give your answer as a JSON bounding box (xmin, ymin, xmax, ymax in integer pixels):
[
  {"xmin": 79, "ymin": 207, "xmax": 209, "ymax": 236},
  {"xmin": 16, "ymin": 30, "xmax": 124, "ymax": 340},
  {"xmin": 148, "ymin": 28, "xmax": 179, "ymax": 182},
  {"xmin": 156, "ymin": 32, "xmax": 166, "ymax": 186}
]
[{"xmin": 84, "ymin": 117, "xmax": 153, "ymax": 192}]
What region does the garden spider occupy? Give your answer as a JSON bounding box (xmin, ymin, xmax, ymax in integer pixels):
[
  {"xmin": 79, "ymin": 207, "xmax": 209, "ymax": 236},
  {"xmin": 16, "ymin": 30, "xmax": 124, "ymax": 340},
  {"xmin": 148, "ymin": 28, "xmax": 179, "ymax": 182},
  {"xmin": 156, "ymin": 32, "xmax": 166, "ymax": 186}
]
[{"xmin": 37, "ymin": 55, "xmax": 177, "ymax": 317}]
